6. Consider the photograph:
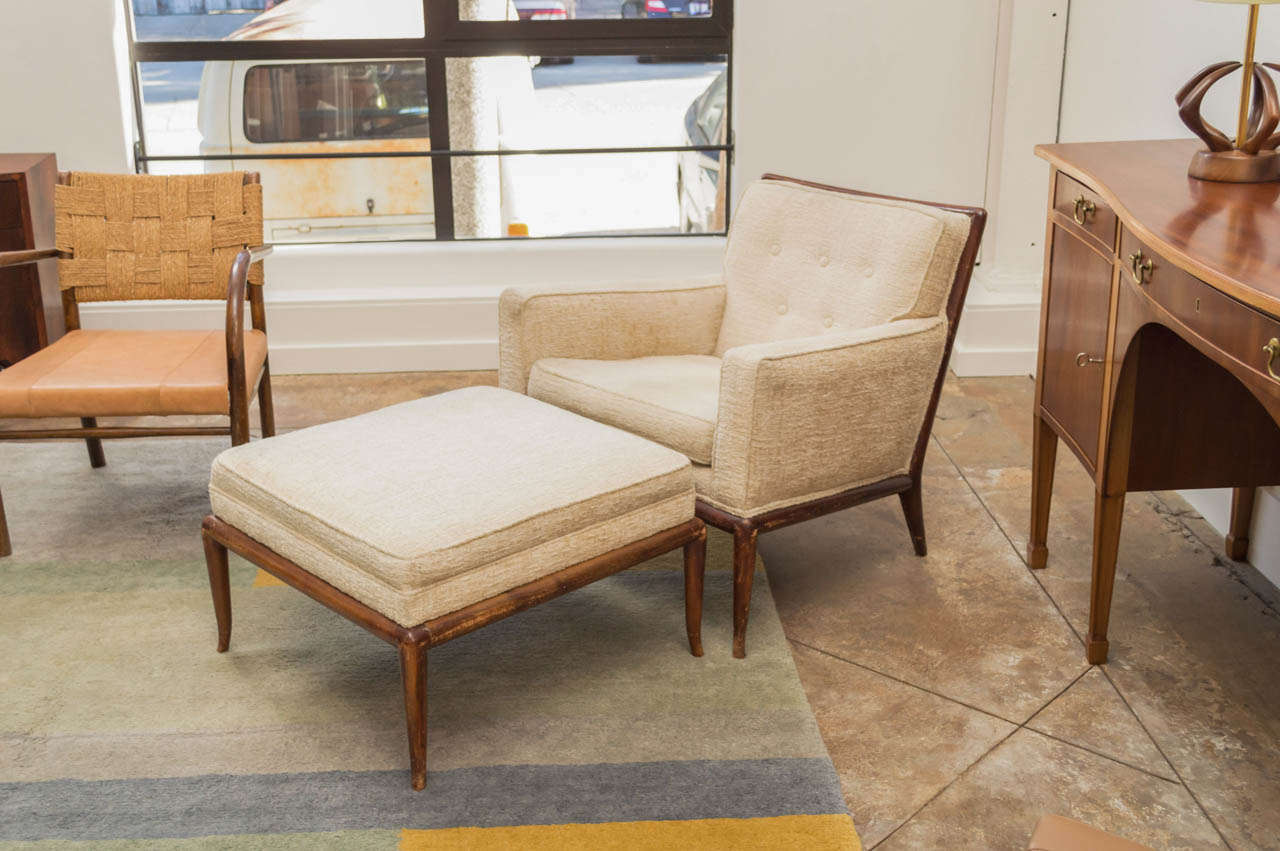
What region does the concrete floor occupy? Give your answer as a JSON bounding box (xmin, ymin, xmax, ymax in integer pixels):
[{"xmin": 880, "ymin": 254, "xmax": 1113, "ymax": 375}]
[{"xmin": 6, "ymin": 371, "xmax": 1278, "ymax": 849}]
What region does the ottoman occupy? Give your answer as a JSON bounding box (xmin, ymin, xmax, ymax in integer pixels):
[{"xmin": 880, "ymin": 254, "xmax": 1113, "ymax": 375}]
[{"xmin": 200, "ymin": 386, "xmax": 706, "ymax": 790}]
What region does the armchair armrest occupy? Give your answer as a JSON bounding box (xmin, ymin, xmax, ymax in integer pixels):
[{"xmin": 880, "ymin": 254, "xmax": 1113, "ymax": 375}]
[
  {"xmin": 708, "ymin": 316, "xmax": 949, "ymax": 516},
  {"xmin": 498, "ymin": 276, "xmax": 726, "ymax": 393},
  {"xmin": 0, "ymin": 248, "xmax": 59, "ymax": 268}
]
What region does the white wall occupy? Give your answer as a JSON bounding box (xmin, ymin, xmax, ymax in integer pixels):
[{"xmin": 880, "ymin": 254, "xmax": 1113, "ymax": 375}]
[
  {"xmin": 3, "ymin": 1, "xmax": 133, "ymax": 172},
  {"xmin": 732, "ymin": 1, "xmax": 1000, "ymax": 208},
  {"xmin": 1059, "ymin": 0, "xmax": 1280, "ymax": 144},
  {"xmin": 951, "ymin": 0, "xmax": 1067, "ymax": 376}
]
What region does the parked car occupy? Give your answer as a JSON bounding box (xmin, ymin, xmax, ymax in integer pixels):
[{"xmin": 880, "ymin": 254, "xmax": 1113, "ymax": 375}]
[
  {"xmin": 676, "ymin": 69, "xmax": 726, "ymax": 233},
  {"xmin": 620, "ymin": 0, "xmax": 711, "ymax": 18},
  {"xmin": 515, "ymin": 0, "xmax": 576, "ymax": 65},
  {"xmin": 621, "ymin": 0, "xmax": 716, "ymax": 62}
]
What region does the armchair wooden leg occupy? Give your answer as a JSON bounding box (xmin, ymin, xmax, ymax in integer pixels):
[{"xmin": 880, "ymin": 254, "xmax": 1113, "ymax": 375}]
[
  {"xmin": 0, "ymin": 486, "xmax": 11, "ymax": 558},
  {"xmin": 731, "ymin": 524, "xmax": 758, "ymax": 659},
  {"xmin": 898, "ymin": 478, "xmax": 927, "ymax": 557},
  {"xmin": 80, "ymin": 418, "xmax": 106, "ymax": 468},
  {"xmin": 202, "ymin": 529, "xmax": 233, "ymax": 653},
  {"xmin": 683, "ymin": 524, "xmax": 707, "ymax": 657},
  {"xmin": 257, "ymin": 362, "xmax": 276, "ymax": 438},
  {"xmin": 399, "ymin": 640, "xmax": 429, "ymax": 791}
]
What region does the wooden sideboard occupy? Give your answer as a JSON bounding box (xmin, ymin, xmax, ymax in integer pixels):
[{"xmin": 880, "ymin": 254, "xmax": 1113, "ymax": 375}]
[
  {"xmin": 0, "ymin": 154, "xmax": 62, "ymax": 368},
  {"xmin": 1031, "ymin": 139, "xmax": 1280, "ymax": 664}
]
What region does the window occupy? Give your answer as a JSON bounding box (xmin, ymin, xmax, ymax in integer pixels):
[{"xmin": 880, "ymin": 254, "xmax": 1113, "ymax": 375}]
[
  {"xmin": 243, "ymin": 62, "xmax": 430, "ymax": 143},
  {"xmin": 124, "ymin": 0, "xmax": 733, "ymax": 243}
]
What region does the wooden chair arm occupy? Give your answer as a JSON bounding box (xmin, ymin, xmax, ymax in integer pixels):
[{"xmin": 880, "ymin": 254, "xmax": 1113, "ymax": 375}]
[
  {"xmin": 0, "ymin": 248, "xmax": 59, "ymax": 268},
  {"xmin": 224, "ymin": 249, "xmax": 254, "ymax": 444}
]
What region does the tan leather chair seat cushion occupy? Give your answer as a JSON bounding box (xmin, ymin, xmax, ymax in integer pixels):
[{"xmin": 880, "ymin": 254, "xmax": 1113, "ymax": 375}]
[
  {"xmin": 0, "ymin": 329, "xmax": 268, "ymax": 418},
  {"xmin": 1029, "ymin": 815, "xmax": 1153, "ymax": 851}
]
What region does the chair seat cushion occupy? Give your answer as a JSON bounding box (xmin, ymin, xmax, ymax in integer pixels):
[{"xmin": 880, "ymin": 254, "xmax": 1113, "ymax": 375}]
[
  {"xmin": 209, "ymin": 386, "xmax": 694, "ymax": 627},
  {"xmin": 527, "ymin": 355, "xmax": 721, "ymax": 465},
  {"xmin": 0, "ymin": 329, "xmax": 268, "ymax": 418}
]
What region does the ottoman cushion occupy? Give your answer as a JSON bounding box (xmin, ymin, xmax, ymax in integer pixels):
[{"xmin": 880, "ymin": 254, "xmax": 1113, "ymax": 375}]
[{"xmin": 209, "ymin": 386, "xmax": 694, "ymax": 627}]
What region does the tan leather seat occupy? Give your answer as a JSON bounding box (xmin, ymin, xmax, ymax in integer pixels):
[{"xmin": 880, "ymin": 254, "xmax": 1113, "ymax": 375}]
[
  {"xmin": 1029, "ymin": 815, "xmax": 1153, "ymax": 851},
  {"xmin": 0, "ymin": 329, "xmax": 268, "ymax": 418}
]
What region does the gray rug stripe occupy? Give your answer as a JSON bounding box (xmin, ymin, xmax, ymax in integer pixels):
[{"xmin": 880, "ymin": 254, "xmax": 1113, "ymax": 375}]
[{"xmin": 0, "ymin": 757, "xmax": 847, "ymax": 841}]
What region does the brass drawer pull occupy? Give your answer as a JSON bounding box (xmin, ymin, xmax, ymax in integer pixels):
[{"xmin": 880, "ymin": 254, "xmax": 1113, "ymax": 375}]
[
  {"xmin": 1265, "ymin": 338, "xmax": 1280, "ymax": 380},
  {"xmin": 1073, "ymin": 195, "xmax": 1096, "ymax": 226},
  {"xmin": 1076, "ymin": 352, "xmax": 1103, "ymax": 367},
  {"xmin": 1129, "ymin": 251, "xmax": 1154, "ymax": 284}
]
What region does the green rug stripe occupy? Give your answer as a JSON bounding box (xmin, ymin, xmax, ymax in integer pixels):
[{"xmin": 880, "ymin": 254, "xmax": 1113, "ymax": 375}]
[{"xmin": 0, "ymin": 758, "xmax": 847, "ymax": 841}]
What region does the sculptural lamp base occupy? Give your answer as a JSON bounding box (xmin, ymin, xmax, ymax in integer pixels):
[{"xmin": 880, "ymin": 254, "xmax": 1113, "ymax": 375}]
[{"xmin": 1190, "ymin": 148, "xmax": 1280, "ymax": 182}]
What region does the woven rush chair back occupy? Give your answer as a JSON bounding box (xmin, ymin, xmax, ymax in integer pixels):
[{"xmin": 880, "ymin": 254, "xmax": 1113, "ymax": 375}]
[{"xmin": 54, "ymin": 172, "xmax": 264, "ymax": 303}]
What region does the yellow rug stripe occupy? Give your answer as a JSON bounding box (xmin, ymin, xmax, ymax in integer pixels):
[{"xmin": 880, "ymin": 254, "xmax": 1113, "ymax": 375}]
[
  {"xmin": 252, "ymin": 569, "xmax": 286, "ymax": 587},
  {"xmin": 399, "ymin": 814, "xmax": 861, "ymax": 850}
]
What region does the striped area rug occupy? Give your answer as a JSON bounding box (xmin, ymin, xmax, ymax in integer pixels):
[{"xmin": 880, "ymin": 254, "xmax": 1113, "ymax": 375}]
[{"xmin": 0, "ymin": 438, "xmax": 859, "ymax": 849}]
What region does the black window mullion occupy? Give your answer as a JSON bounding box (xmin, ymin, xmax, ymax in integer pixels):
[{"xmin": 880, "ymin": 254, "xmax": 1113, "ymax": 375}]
[{"xmin": 425, "ymin": 54, "xmax": 455, "ymax": 241}]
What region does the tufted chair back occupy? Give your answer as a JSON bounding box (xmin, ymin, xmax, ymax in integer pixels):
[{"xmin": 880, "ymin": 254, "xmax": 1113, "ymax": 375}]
[{"xmin": 714, "ymin": 177, "xmax": 974, "ymax": 355}]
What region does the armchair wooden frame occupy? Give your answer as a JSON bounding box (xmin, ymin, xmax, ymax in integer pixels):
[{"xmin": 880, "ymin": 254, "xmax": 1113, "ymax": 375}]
[
  {"xmin": 696, "ymin": 175, "xmax": 988, "ymax": 658},
  {"xmin": 0, "ymin": 172, "xmax": 274, "ymax": 558}
]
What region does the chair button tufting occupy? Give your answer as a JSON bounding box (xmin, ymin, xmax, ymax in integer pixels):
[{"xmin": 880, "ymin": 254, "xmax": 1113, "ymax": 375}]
[
  {"xmin": 769, "ymin": 243, "xmax": 781, "ymax": 256},
  {"xmin": 777, "ymin": 303, "xmax": 788, "ymax": 315},
  {"xmin": 818, "ymin": 255, "xmax": 830, "ymax": 267},
  {"xmin": 863, "ymin": 265, "xmax": 875, "ymax": 278},
  {"xmin": 823, "ymin": 316, "xmax": 834, "ymax": 328}
]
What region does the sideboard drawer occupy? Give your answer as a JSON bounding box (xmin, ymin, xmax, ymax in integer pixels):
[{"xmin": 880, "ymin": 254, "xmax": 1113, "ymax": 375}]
[
  {"xmin": 1054, "ymin": 172, "xmax": 1116, "ymax": 250},
  {"xmin": 1121, "ymin": 228, "xmax": 1280, "ymax": 390}
]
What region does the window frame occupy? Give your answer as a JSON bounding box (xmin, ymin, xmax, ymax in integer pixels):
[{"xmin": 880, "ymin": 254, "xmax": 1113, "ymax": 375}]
[{"xmin": 123, "ymin": 0, "xmax": 735, "ymax": 242}]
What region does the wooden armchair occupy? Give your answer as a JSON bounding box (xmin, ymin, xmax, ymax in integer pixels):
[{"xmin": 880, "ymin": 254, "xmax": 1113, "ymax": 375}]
[
  {"xmin": 500, "ymin": 175, "xmax": 986, "ymax": 656},
  {"xmin": 0, "ymin": 171, "xmax": 274, "ymax": 557}
]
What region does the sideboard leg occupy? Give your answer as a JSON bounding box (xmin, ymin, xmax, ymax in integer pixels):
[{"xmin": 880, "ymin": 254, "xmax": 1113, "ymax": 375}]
[
  {"xmin": 1028, "ymin": 415, "xmax": 1058, "ymax": 570},
  {"xmin": 1225, "ymin": 487, "xmax": 1256, "ymax": 562},
  {"xmin": 1086, "ymin": 492, "xmax": 1125, "ymax": 665}
]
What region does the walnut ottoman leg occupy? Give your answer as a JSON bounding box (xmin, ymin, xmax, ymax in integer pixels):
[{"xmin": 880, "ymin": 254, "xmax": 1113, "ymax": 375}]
[
  {"xmin": 398, "ymin": 641, "xmax": 429, "ymax": 791},
  {"xmin": 202, "ymin": 527, "xmax": 233, "ymax": 653},
  {"xmin": 0, "ymin": 485, "xmax": 11, "ymax": 558}
]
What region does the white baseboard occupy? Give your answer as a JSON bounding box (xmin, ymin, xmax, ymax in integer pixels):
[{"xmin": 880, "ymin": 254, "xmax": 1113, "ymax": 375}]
[
  {"xmin": 268, "ymin": 340, "xmax": 498, "ymax": 374},
  {"xmin": 949, "ymin": 344, "xmax": 1036, "ymax": 378},
  {"xmin": 79, "ymin": 292, "xmax": 504, "ymax": 374},
  {"xmin": 1180, "ymin": 487, "xmax": 1280, "ymax": 589},
  {"xmin": 950, "ymin": 270, "xmax": 1041, "ymax": 377}
]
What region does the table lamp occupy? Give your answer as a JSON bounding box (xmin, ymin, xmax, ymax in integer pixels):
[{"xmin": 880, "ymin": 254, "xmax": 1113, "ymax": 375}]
[{"xmin": 1177, "ymin": 0, "xmax": 1280, "ymax": 182}]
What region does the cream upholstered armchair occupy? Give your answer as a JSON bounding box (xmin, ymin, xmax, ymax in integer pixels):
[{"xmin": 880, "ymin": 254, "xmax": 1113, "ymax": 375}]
[{"xmin": 499, "ymin": 175, "xmax": 986, "ymax": 657}]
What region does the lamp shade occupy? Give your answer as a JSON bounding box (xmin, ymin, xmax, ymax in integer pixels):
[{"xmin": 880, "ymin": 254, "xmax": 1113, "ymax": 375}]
[{"xmin": 1198, "ymin": 0, "xmax": 1280, "ymax": 4}]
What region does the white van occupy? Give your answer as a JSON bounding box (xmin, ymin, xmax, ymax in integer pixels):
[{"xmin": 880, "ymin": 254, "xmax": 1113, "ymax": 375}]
[{"xmin": 196, "ymin": 0, "xmax": 527, "ymax": 242}]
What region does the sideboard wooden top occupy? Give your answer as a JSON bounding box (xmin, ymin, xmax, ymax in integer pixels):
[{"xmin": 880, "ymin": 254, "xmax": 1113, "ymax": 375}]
[{"xmin": 1036, "ymin": 139, "xmax": 1280, "ymax": 318}]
